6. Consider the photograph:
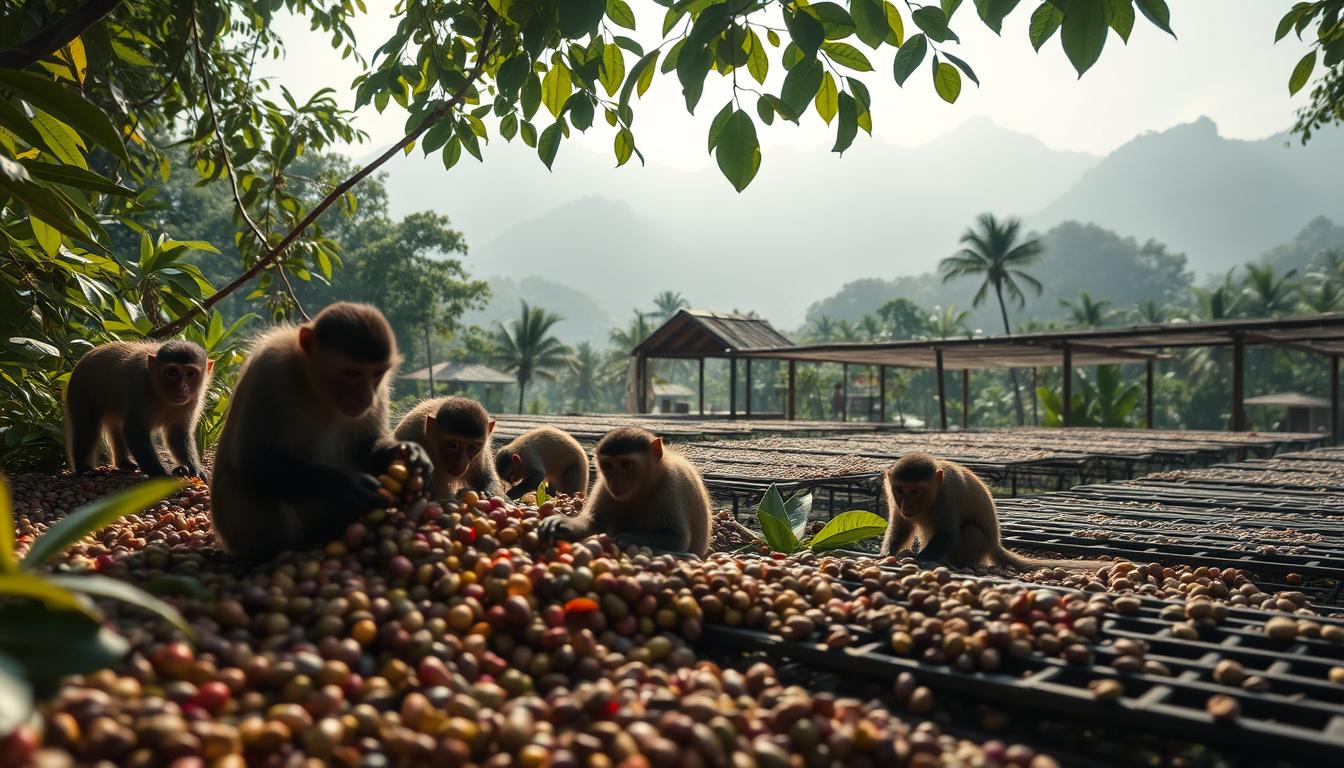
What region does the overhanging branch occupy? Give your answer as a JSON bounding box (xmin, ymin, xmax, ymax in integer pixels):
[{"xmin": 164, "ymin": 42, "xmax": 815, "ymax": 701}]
[{"xmin": 0, "ymin": 0, "xmax": 126, "ymax": 70}]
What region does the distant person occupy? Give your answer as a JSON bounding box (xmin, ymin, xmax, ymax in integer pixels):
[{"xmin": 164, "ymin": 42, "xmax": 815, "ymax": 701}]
[{"xmin": 830, "ymin": 383, "xmax": 846, "ymax": 421}]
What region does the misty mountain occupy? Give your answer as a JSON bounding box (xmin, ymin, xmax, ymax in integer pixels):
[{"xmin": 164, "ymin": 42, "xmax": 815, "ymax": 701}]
[
  {"xmin": 1032, "ymin": 117, "xmax": 1344, "ymax": 275},
  {"xmin": 1259, "ymin": 216, "xmax": 1344, "ymax": 274},
  {"xmin": 462, "ymin": 275, "xmax": 614, "ymax": 347}
]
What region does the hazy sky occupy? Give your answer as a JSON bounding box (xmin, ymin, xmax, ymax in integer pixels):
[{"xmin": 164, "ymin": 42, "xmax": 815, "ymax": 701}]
[{"xmin": 259, "ymin": 1, "xmax": 1312, "ymax": 168}]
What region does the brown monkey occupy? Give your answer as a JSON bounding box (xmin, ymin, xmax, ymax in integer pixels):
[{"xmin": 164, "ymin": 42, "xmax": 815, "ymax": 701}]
[
  {"xmin": 65, "ymin": 340, "xmax": 213, "ymax": 479},
  {"xmin": 209, "ymin": 303, "xmax": 433, "ymax": 560},
  {"xmin": 881, "ymin": 453, "xmax": 1103, "ymax": 570},
  {"xmin": 494, "ymin": 426, "xmax": 589, "ymax": 499},
  {"xmin": 393, "ymin": 396, "xmax": 505, "ymax": 499},
  {"xmin": 538, "ymin": 427, "xmax": 711, "ymax": 557}
]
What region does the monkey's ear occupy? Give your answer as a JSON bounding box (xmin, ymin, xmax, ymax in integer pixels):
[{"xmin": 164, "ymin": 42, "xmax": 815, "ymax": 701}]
[
  {"xmin": 935, "ymin": 469, "xmax": 944, "ymax": 485},
  {"xmin": 146, "ymin": 353, "xmax": 157, "ymax": 369},
  {"xmin": 511, "ymin": 452, "xmax": 521, "ymax": 467},
  {"xmin": 425, "ymin": 414, "xmax": 437, "ymax": 437},
  {"xmin": 487, "ymin": 419, "xmax": 496, "ymax": 435},
  {"xmin": 650, "ymin": 437, "xmax": 664, "ymax": 460},
  {"xmin": 206, "ymin": 359, "xmax": 215, "ymax": 374},
  {"xmin": 298, "ymin": 325, "xmax": 316, "ymax": 355}
]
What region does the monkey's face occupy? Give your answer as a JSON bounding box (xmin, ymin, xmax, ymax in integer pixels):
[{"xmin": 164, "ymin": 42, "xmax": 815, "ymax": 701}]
[
  {"xmin": 153, "ymin": 362, "xmax": 207, "ymax": 406},
  {"xmin": 319, "ymin": 355, "xmax": 391, "ymax": 418},
  {"xmin": 888, "ymin": 479, "xmax": 939, "ymax": 519},
  {"xmin": 598, "ymin": 451, "xmax": 651, "ymax": 501},
  {"xmin": 435, "ymin": 435, "xmax": 486, "ymax": 478}
]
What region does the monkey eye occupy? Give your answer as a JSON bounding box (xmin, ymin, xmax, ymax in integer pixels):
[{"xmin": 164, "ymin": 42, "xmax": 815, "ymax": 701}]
[{"xmin": 443, "ymin": 442, "xmax": 461, "ymax": 453}]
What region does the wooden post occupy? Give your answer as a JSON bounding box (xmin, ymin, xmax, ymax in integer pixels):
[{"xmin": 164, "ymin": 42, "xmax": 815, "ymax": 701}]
[
  {"xmin": 1145, "ymin": 358, "xmax": 1155, "ymax": 429},
  {"xmin": 1031, "ymin": 367, "xmax": 1039, "ymax": 425},
  {"xmin": 745, "ymin": 358, "xmax": 753, "ymax": 417},
  {"xmin": 729, "ymin": 356, "xmax": 738, "ymax": 417},
  {"xmin": 1061, "ymin": 344, "xmax": 1072, "ymax": 428},
  {"xmin": 424, "ymin": 321, "xmax": 435, "ymax": 394},
  {"xmin": 1231, "ymin": 333, "xmax": 1246, "ymax": 432},
  {"xmin": 842, "ymin": 363, "xmax": 849, "ymax": 421},
  {"xmin": 936, "ymin": 349, "xmax": 948, "ymax": 432},
  {"xmin": 698, "ymin": 358, "xmax": 705, "ymax": 415},
  {"xmin": 1333, "ymin": 355, "xmax": 1340, "ymax": 445},
  {"xmin": 962, "ymin": 369, "xmax": 970, "ymax": 429},
  {"xmin": 787, "ymin": 360, "xmax": 797, "ymax": 421},
  {"xmin": 879, "ymin": 365, "xmax": 887, "ymax": 424},
  {"xmin": 637, "ymin": 355, "xmax": 649, "ymax": 414}
]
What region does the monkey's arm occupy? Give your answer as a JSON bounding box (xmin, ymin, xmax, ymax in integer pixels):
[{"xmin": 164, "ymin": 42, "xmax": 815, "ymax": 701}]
[
  {"xmin": 506, "ymin": 466, "xmax": 546, "ymax": 500},
  {"xmin": 881, "ymin": 515, "xmax": 914, "ymax": 557},
  {"xmin": 913, "ymin": 506, "xmax": 961, "ymax": 563},
  {"xmin": 165, "ymin": 423, "xmax": 207, "ymax": 480},
  {"xmin": 612, "ymin": 493, "xmax": 692, "ymax": 553},
  {"xmin": 123, "ymin": 403, "xmax": 170, "ymax": 476},
  {"xmin": 368, "ymin": 439, "xmax": 434, "ymax": 478},
  {"xmin": 247, "ymin": 447, "xmax": 385, "ymax": 509}
]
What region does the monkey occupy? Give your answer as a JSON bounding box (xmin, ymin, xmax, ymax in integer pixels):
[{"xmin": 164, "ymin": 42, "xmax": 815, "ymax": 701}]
[
  {"xmin": 209, "ymin": 302, "xmax": 433, "ymax": 560},
  {"xmin": 881, "ymin": 452, "xmax": 1106, "ymax": 571},
  {"xmin": 65, "ymin": 340, "xmax": 213, "ymax": 479},
  {"xmin": 393, "ymin": 396, "xmax": 505, "ymax": 499},
  {"xmin": 537, "ymin": 427, "xmax": 711, "ymax": 557},
  {"xmin": 494, "ymin": 426, "xmax": 590, "ymax": 499}
]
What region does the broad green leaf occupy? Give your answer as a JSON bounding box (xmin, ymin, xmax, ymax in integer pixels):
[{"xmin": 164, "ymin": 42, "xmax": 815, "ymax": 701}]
[
  {"xmin": 566, "ymin": 94, "xmax": 595, "ymax": 131},
  {"xmin": 46, "ymin": 574, "xmax": 193, "ymax": 637},
  {"xmin": 1060, "ymin": 0, "xmax": 1108, "ymax": 77},
  {"xmin": 0, "ymin": 69, "xmax": 130, "ymax": 165},
  {"xmin": 607, "ymin": 0, "xmax": 637, "ymax": 30},
  {"xmin": 0, "ymin": 477, "xmax": 14, "ymax": 573},
  {"xmin": 806, "ymin": 511, "xmax": 888, "ymax": 551},
  {"xmin": 768, "ymin": 29, "xmax": 781, "ymax": 47},
  {"xmin": 0, "ymin": 605, "xmax": 128, "ymax": 688},
  {"xmin": 807, "ymin": 1, "xmax": 858, "ymax": 39},
  {"xmin": 715, "ymin": 109, "xmax": 761, "ymax": 193},
  {"xmin": 1135, "ymin": 0, "xmax": 1174, "ymax": 37},
  {"xmin": 785, "ymin": 9, "xmax": 826, "ymax": 58},
  {"xmin": 442, "ymin": 137, "xmax": 463, "ymax": 169},
  {"xmin": 31, "ymin": 110, "xmax": 87, "ymax": 169},
  {"xmin": 756, "ymin": 485, "xmax": 799, "ymax": 553},
  {"xmin": 821, "ymin": 41, "xmax": 874, "ymax": 72},
  {"xmin": 974, "ymin": 0, "xmax": 1023, "ymax": 34},
  {"xmin": 0, "ymin": 175, "xmax": 95, "ymax": 245},
  {"xmin": 0, "ymin": 651, "xmax": 32, "ymax": 735},
  {"xmin": 600, "ymin": 43, "xmax": 625, "ymax": 97},
  {"xmin": 520, "ymin": 120, "xmax": 537, "ymax": 148},
  {"xmin": 496, "ymin": 55, "xmax": 530, "ymax": 98},
  {"xmin": 885, "ymin": 1, "xmax": 906, "ymax": 45},
  {"xmin": 559, "ymin": 0, "xmax": 607, "ymax": 38},
  {"xmin": 756, "ymin": 95, "xmax": 775, "ymax": 125},
  {"xmin": 784, "ymin": 491, "xmax": 813, "ymax": 539},
  {"xmin": 1274, "ymin": 9, "xmax": 1300, "ymax": 43},
  {"xmin": 1107, "ymin": 0, "xmax": 1135, "ymax": 42},
  {"xmin": 0, "ymin": 97, "xmax": 45, "ymax": 149},
  {"xmin": 833, "ymin": 92, "xmax": 859, "ymax": 153},
  {"xmin": 521, "ymin": 74, "xmax": 542, "ymax": 119},
  {"xmin": 614, "ymin": 128, "xmax": 635, "ymax": 166},
  {"xmin": 708, "ymin": 101, "xmax": 734, "ymax": 153},
  {"xmin": 536, "ymin": 482, "xmax": 550, "ymax": 506},
  {"xmin": 933, "ymin": 59, "xmax": 962, "ymax": 103},
  {"xmin": 500, "ymin": 112, "xmax": 519, "ymax": 141},
  {"xmin": 22, "ymin": 161, "xmax": 134, "ymax": 195},
  {"xmin": 20, "ymin": 478, "xmax": 181, "ymax": 571},
  {"xmin": 676, "ymin": 43, "xmax": 713, "ymax": 112},
  {"xmin": 541, "ymin": 65, "xmax": 573, "ymax": 118},
  {"xmin": 892, "ymin": 33, "xmax": 928, "ymax": 85},
  {"xmin": 637, "ymin": 52, "xmax": 658, "ymax": 95},
  {"xmin": 747, "ymin": 30, "xmax": 769, "ymax": 84},
  {"xmin": 1029, "ymin": 2, "xmax": 1065, "ymax": 51},
  {"xmin": 0, "ymin": 573, "xmax": 93, "ymax": 616},
  {"xmin": 31, "ymin": 216, "xmax": 61, "ymax": 257},
  {"xmin": 620, "ymin": 50, "xmax": 660, "ymax": 113},
  {"xmin": 912, "ymin": 6, "xmax": 957, "ymax": 42},
  {"xmin": 538, "ymin": 122, "xmax": 562, "ymax": 169},
  {"xmin": 1289, "ymin": 50, "xmax": 1316, "ymax": 95},
  {"xmin": 815, "ymin": 72, "xmax": 839, "ymax": 124},
  {"xmin": 944, "ymin": 51, "xmax": 980, "ymax": 85},
  {"xmin": 781, "ymin": 57, "xmax": 824, "ymax": 114},
  {"xmin": 852, "ymin": 0, "xmax": 889, "ymax": 48}
]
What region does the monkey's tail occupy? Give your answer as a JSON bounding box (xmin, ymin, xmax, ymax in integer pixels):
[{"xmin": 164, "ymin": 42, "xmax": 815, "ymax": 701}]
[{"xmin": 988, "ymin": 543, "xmax": 1110, "ymax": 572}]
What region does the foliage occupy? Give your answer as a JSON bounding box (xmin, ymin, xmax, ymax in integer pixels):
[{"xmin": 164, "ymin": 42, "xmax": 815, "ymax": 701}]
[
  {"xmin": 1059, "ymin": 290, "xmax": 1113, "ymax": 327},
  {"xmin": 1239, "ymin": 264, "xmax": 1300, "ymax": 317},
  {"xmin": 1037, "ymin": 365, "xmax": 1141, "ymax": 427},
  {"xmin": 651, "ymin": 291, "xmax": 690, "ymax": 323},
  {"xmin": 753, "ymin": 485, "xmax": 885, "ymax": 554},
  {"xmin": 0, "ymin": 475, "xmax": 190, "ymax": 731},
  {"xmin": 876, "ymin": 297, "xmax": 923, "ymax": 339},
  {"xmin": 495, "ymin": 301, "xmax": 572, "ymax": 413},
  {"xmin": 1278, "ymin": 1, "xmax": 1344, "ymax": 141},
  {"xmin": 923, "ymin": 304, "xmax": 972, "ymax": 339}
]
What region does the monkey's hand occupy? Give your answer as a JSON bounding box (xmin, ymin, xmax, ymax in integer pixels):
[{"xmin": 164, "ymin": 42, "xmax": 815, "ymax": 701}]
[
  {"xmin": 171, "ymin": 464, "xmax": 209, "ymax": 483},
  {"xmin": 338, "ymin": 472, "xmax": 391, "ymax": 513},
  {"xmin": 376, "ymin": 442, "xmax": 434, "ymax": 478},
  {"xmin": 537, "ymin": 515, "xmax": 584, "ymax": 542}
]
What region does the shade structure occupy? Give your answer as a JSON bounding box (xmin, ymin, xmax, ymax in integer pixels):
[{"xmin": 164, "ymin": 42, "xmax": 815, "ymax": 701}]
[
  {"xmin": 402, "ymin": 361, "xmax": 514, "ymax": 384},
  {"xmin": 630, "ymin": 309, "xmax": 794, "ymax": 359},
  {"xmin": 1244, "ymin": 392, "xmax": 1331, "ymax": 409}
]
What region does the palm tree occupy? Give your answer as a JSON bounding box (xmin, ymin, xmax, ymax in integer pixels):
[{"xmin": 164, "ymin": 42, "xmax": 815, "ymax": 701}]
[
  {"xmin": 808, "ymin": 315, "xmax": 837, "ymax": 342},
  {"xmin": 609, "ymin": 310, "xmax": 654, "ymax": 352},
  {"xmin": 1059, "ymin": 291, "xmax": 1113, "ymax": 328},
  {"xmin": 1129, "ymin": 299, "xmax": 1167, "ymax": 325},
  {"xmin": 1192, "ymin": 269, "xmax": 1243, "ymax": 320},
  {"xmin": 939, "ymin": 213, "xmax": 1044, "ymax": 424},
  {"xmin": 923, "ymin": 305, "xmax": 973, "ymax": 340},
  {"xmin": 567, "ymin": 341, "xmax": 604, "ymax": 412},
  {"xmin": 1240, "ymin": 264, "xmax": 1299, "ymax": 317},
  {"xmin": 1300, "ymin": 280, "xmax": 1344, "ymax": 314},
  {"xmin": 858, "ymin": 314, "xmax": 884, "ymax": 340},
  {"xmin": 496, "ymin": 301, "xmax": 571, "ymax": 413},
  {"xmin": 833, "ymin": 319, "xmax": 861, "ymax": 342},
  {"xmin": 652, "ymin": 291, "xmax": 689, "ymax": 322}
]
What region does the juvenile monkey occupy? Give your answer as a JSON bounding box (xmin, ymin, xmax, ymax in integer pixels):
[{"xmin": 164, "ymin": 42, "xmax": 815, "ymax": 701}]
[
  {"xmin": 65, "ymin": 340, "xmax": 213, "ymax": 479},
  {"xmin": 881, "ymin": 453, "xmax": 1104, "ymax": 570},
  {"xmin": 393, "ymin": 396, "xmax": 505, "ymax": 499},
  {"xmin": 209, "ymin": 303, "xmax": 432, "ymax": 560},
  {"xmin": 494, "ymin": 426, "xmax": 589, "ymax": 499},
  {"xmin": 538, "ymin": 427, "xmax": 711, "ymax": 557}
]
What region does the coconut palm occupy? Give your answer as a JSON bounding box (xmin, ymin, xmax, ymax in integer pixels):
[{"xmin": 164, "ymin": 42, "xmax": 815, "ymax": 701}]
[
  {"xmin": 496, "ymin": 301, "xmax": 571, "ymax": 413},
  {"xmin": 609, "ymin": 310, "xmax": 654, "ymax": 352},
  {"xmin": 808, "ymin": 315, "xmax": 837, "ymax": 342},
  {"xmin": 566, "ymin": 342, "xmax": 605, "ymax": 412},
  {"xmin": 923, "ymin": 305, "xmax": 973, "ymax": 340},
  {"xmin": 858, "ymin": 314, "xmax": 884, "ymax": 340},
  {"xmin": 1129, "ymin": 299, "xmax": 1167, "ymax": 325},
  {"xmin": 652, "ymin": 291, "xmax": 690, "ymax": 322},
  {"xmin": 1240, "ymin": 264, "xmax": 1299, "ymax": 317},
  {"xmin": 833, "ymin": 319, "xmax": 861, "ymax": 342},
  {"xmin": 939, "ymin": 213, "xmax": 1044, "ymax": 424},
  {"xmin": 1192, "ymin": 269, "xmax": 1243, "ymax": 321},
  {"xmin": 1300, "ymin": 280, "xmax": 1344, "ymax": 314},
  {"xmin": 1060, "ymin": 291, "xmax": 1114, "ymax": 328}
]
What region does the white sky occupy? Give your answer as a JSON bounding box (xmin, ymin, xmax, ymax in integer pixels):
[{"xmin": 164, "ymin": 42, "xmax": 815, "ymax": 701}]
[{"xmin": 258, "ymin": 1, "xmax": 1312, "ymax": 169}]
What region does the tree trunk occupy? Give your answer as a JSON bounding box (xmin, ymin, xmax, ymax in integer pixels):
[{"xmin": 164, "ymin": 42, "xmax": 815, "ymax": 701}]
[
  {"xmin": 994, "ymin": 283, "xmax": 1027, "ymax": 426},
  {"xmin": 518, "ymin": 379, "xmax": 526, "ymax": 414}
]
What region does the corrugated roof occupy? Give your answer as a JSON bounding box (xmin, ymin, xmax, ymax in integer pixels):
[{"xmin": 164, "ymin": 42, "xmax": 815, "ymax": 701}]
[
  {"xmin": 630, "ymin": 309, "xmax": 794, "ymax": 358},
  {"xmin": 1244, "ymin": 392, "xmax": 1331, "ymax": 409},
  {"xmin": 402, "ymin": 361, "xmax": 515, "ymax": 384}
]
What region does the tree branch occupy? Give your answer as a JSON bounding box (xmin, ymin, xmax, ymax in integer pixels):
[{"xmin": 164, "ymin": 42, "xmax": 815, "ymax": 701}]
[
  {"xmin": 0, "ymin": 0, "xmax": 126, "ymax": 70},
  {"xmin": 189, "ymin": 11, "xmax": 309, "ymax": 321},
  {"xmin": 152, "ymin": 16, "xmax": 498, "ymax": 338}
]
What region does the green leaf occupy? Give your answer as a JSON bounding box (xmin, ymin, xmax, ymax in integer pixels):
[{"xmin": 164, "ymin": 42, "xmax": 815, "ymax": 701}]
[
  {"xmin": 0, "ymin": 605, "xmax": 128, "ymax": 689},
  {"xmin": 607, "ymin": 0, "xmax": 637, "ymax": 30},
  {"xmin": 620, "ymin": 51, "xmax": 660, "ymax": 113},
  {"xmin": 496, "ymin": 55, "xmax": 530, "ymax": 98},
  {"xmin": 20, "ymin": 478, "xmax": 181, "ymax": 571},
  {"xmin": 852, "ymin": 0, "xmax": 889, "ymax": 48},
  {"xmin": 1274, "ymin": 9, "xmax": 1300, "ymax": 43},
  {"xmin": 715, "ymin": 109, "xmax": 760, "ymax": 193},
  {"xmin": 943, "ymin": 51, "xmax": 980, "ymax": 85},
  {"xmin": 521, "ymin": 74, "xmax": 542, "ymax": 119},
  {"xmin": 31, "ymin": 111, "xmax": 87, "ymax": 169},
  {"xmin": 974, "ymin": 0, "xmax": 1022, "ymax": 34},
  {"xmin": 892, "ymin": 33, "xmax": 928, "ymax": 85},
  {"xmin": 0, "ymin": 69, "xmax": 130, "ymax": 165},
  {"xmin": 781, "ymin": 57, "xmax": 824, "ymax": 114},
  {"xmin": 807, "ymin": 1, "xmax": 858, "ymax": 39},
  {"xmin": 756, "ymin": 485, "xmax": 800, "ymax": 553},
  {"xmin": 676, "ymin": 44, "xmax": 713, "ymax": 112},
  {"xmin": 1060, "ymin": 0, "xmax": 1108, "ymax": 77},
  {"xmin": 1029, "ymin": 2, "xmax": 1065, "ymax": 51},
  {"xmin": 500, "ymin": 112, "xmax": 519, "ymax": 141},
  {"xmin": 30, "ymin": 216, "xmax": 61, "ymax": 257},
  {"xmin": 0, "ymin": 573, "xmax": 93, "ymax": 616},
  {"xmin": 1135, "ymin": 0, "xmax": 1174, "ymax": 37},
  {"xmin": 600, "ymin": 43, "xmax": 625, "ymax": 97},
  {"xmin": 815, "ymin": 72, "xmax": 839, "ymax": 124},
  {"xmin": 1289, "ymin": 50, "xmax": 1316, "ymax": 95},
  {"xmin": 756, "ymin": 95, "xmax": 775, "ymax": 125},
  {"xmin": 806, "ymin": 511, "xmax": 888, "ymax": 551},
  {"xmin": 833, "ymin": 92, "xmax": 858, "ymax": 153},
  {"xmin": 520, "ymin": 120, "xmax": 537, "ymax": 148},
  {"xmin": 1107, "ymin": 0, "xmax": 1135, "ymax": 42},
  {"xmin": 22, "ymin": 160, "xmax": 134, "ymax": 195},
  {"xmin": 541, "ymin": 64, "xmax": 573, "ymax": 118},
  {"xmin": 821, "ymin": 41, "xmax": 874, "ymax": 72},
  {"xmin": 535, "ymin": 482, "xmax": 550, "ymax": 506},
  {"xmin": 538, "ymin": 122, "xmax": 562, "ymax": 169},
  {"xmin": 885, "ymin": 1, "xmax": 906, "ymax": 45},
  {"xmin": 46, "ymin": 574, "xmax": 193, "ymax": 637},
  {"xmin": 442, "ymin": 136, "xmax": 463, "ymax": 169},
  {"xmin": 0, "ymin": 478, "xmax": 13, "ymax": 572},
  {"xmin": 933, "ymin": 59, "xmax": 962, "ymax": 103},
  {"xmin": 785, "ymin": 9, "xmax": 826, "ymax": 57},
  {"xmin": 0, "ymin": 175, "xmax": 96, "ymax": 246},
  {"xmin": 783, "ymin": 491, "xmax": 813, "ymax": 539},
  {"xmin": 747, "ymin": 30, "xmax": 769, "ymax": 84},
  {"xmin": 912, "ymin": 6, "xmax": 958, "ymax": 43},
  {"xmin": 708, "ymin": 101, "xmax": 734, "ymax": 153},
  {"xmin": 560, "ymin": 0, "xmax": 607, "ymax": 38},
  {"xmin": 0, "ymin": 651, "xmax": 32, "ymax": 735},
  {"xmin": 614, "ymin": 127, "xmax": 635, "ymax": 166}
]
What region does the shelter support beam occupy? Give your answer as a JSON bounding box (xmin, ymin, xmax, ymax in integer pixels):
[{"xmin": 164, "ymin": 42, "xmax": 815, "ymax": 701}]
[
  {"xmin": 1061, "ymin": 344, "xmax": 1072, "ymax": 428},
  {"xmin": 936, "ymin": 349, "xmax": 948, "ymax": 432},
  {"xmin": 962, "ymin": 369, "xmax": 969, "ymax": 429},
  {"xmin": 1146, "ymin": 359, "xmax": 1155, "ymax": 429},
  {"xmin": 745, "ymin": 358, "xmax": 753, "ymax": 417},
  {"xmin": 879, "ymin": 365, "xmax": 887, "ymax": 424},
  {"xmin": 1232, "ymin": 333, "xmax": 1246, "ymax": 432},
  {"xmin": 1333, "ymin": 355, "xmax": 1340, "ymax": 446},
  {"xmin": 698, "ymin": 358, "xmax": 705, "ymax": 415},
  {"xmin": 729, "ymin": 356, "xmax": 738, "ymax": 418},
  {"xmin": 787, "ymin": 360, "xmax": 797, "ymax": 421}
]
